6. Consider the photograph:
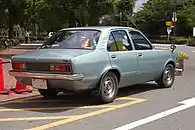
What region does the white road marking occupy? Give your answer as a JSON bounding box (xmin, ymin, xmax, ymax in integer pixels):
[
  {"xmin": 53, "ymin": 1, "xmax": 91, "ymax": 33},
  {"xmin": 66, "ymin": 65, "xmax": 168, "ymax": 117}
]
[
  {"xmin": 113, "ymin": 97, "xmax": 195, "ymax": 130},
  {"xmin": 155, "ymin": 47, "xmax": 168, "ymax": 50}
]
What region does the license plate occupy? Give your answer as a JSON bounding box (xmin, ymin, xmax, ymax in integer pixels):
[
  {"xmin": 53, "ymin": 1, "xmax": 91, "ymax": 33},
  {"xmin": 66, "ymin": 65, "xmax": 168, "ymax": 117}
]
[{"xmin": 32, "ymin": 79, "xmax": 47, "ymax": 89}]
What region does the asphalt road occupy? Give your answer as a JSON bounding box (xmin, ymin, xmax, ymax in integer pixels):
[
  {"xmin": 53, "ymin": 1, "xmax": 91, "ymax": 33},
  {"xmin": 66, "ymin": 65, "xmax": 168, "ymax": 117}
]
[{"xmin": 0, "ymin": 44, "xmax": 195, "ymax": 130}]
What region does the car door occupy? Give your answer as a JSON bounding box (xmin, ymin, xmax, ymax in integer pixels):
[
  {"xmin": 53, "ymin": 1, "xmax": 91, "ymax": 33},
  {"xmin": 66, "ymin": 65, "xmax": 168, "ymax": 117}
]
[
  {"xmin": 128, "ymin": 30, "xmax": 162, "ymax": 82},
  {"xmin": 107, "ymin": 29, "xmax": 139, "ymax": 87}
]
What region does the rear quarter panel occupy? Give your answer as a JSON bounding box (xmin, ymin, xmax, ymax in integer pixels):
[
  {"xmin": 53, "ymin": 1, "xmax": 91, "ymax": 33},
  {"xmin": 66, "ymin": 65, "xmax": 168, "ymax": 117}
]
[{"xmin": 71, "ymin": 49, "xmax": 111, "ymax": 88}]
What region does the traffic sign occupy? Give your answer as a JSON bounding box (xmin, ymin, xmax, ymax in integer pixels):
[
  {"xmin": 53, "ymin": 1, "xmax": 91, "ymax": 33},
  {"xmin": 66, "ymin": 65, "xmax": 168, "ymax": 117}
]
[
  {"xmin": 172, "ymin": 17, "xmax": 177, "ymax": 22},
  {"xmin": 166, "ymin": 21, "xmax": 173, "ymax": 26},
  {"xmin": 172, "ymin": 12, "xmax": 177, "ymax": 22},
  {"xmin": 193, "ymin": 27, "xmax": 195, "ymax": 37}
]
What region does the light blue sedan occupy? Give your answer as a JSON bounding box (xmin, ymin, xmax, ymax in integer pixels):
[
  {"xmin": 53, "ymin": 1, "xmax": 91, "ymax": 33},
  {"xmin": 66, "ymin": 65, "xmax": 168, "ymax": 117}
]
[{"xmin": 9, "ymin": 26, "xmax": 182, "ymax": 103}]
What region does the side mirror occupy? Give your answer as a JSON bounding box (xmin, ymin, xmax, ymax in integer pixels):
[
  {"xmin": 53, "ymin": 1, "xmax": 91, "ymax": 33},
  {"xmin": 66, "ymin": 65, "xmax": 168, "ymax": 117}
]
[{"xmin": 170, "ymin": 44, "xmax": 176, "ymax": 52}]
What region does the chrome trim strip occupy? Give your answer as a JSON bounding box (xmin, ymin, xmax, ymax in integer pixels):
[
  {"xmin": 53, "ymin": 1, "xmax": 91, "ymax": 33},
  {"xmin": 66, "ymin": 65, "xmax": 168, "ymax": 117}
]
[{"xmin": 9, "ymin": 71, "xmax": 84, "ymax": 81}]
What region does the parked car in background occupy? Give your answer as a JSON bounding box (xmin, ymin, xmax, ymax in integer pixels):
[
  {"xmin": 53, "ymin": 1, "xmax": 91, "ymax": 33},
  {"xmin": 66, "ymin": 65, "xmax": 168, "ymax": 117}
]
[{"xmin": 9, "ymin": 26, "xmax": 183, "ymax": 103}]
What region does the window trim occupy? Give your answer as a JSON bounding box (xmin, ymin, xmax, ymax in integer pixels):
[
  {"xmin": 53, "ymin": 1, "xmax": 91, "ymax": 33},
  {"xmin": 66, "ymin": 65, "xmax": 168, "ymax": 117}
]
[
  {"xmin": 111, "ymin": 32, "xmax": 119, "ymax": 51},
  {"xmin": 107, "ymin": 29, "xmax": 133, "ymax": 52},
  {"xmin": 128, "ymin": 30, "xmax": 153, "ymax": 50}
]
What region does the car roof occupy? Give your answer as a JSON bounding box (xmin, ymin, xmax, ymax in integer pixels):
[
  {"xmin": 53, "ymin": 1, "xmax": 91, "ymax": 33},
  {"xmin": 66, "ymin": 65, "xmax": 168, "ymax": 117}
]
[{"xmin": 60, "ymin": 26, "xmax": 139, "ymax": 32}]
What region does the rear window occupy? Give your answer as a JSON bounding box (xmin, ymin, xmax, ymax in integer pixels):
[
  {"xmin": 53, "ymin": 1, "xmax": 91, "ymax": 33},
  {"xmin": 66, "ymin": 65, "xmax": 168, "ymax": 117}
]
[{"xmin": 41, "ymin": 29, "xmax": 101, "ymax": 50}]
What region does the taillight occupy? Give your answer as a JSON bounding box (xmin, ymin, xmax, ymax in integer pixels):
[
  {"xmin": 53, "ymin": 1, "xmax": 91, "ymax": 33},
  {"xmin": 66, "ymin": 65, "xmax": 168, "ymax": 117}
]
[
  {"xmin": 12, "ymin": 62, "xmax": 26, "ymax": 70},
  {"xmin": 50, "ymin": 64, "xmax": 71, "ymax": 72}
]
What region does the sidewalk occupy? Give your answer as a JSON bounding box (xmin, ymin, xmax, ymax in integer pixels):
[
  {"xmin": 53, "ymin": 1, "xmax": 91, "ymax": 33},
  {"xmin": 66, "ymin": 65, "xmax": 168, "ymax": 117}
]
[{"xmin": 0, "ymin": 45, "xmax": 38, "ymax": 102}]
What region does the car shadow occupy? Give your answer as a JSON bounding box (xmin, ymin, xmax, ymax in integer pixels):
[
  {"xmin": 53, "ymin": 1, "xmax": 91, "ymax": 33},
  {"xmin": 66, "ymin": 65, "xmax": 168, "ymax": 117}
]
[
  {"xmin": 0, "ymin": 82, "xmax": 162, "ymax": 114},
  {"xmin": 118, "ymin": 82, "xmax": 162, "ymax": 97}
]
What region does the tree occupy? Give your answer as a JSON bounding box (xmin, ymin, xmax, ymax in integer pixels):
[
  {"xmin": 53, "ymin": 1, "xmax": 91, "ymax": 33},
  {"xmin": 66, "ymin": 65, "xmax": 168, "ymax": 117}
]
[
  {"xmin": 1, "ymin": 0, "xmax": 26, "ymax": 38},
  {"xmin": 134, "ymin": 0, "xmax": 195, "ymax": 36},
  {"xmin": 99, "ymin": 0, "xmax": 136, "ymax": 26},
  {"xmin": 0, "ymin": 0, "xmax": 137, "ymax": 38},
  {"xmin": 0, "ymin": 0, "xmax": 7, "ymax": 29}
]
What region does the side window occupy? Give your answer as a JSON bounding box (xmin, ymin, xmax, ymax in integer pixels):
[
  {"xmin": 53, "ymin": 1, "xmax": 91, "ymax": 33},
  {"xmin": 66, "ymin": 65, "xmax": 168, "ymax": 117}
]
[
  {"xmin": 129, "ymin": 31, "xmax": 152, "ymax": 50},
  {"xmin": 107, "ymin": 34, "xmax": 116, "ymax": 51},
  {"xmin": 107, "ymin": 30, "xmax": 132, "ymax": 52}
]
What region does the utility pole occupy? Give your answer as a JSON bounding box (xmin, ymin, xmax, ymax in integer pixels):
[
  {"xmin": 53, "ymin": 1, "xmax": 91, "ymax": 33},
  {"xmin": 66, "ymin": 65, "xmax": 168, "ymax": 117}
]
[
  {"xmin": 120, "ymin": 12, "xmax": 122, "ymax": 25},
  {"xmin": 172, "ymin": 0, "xmax": 177, "ymax": 36},
  {"xmin": 173, "ymin": 12, "xmax": 176, "ymax": 36}
]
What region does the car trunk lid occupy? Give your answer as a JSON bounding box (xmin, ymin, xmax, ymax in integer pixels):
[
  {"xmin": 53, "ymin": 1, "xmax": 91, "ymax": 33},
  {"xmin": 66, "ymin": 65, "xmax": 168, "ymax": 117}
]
[{"xmin": 11, "ymin": 49, "xmax": 93, "ymax": 62}]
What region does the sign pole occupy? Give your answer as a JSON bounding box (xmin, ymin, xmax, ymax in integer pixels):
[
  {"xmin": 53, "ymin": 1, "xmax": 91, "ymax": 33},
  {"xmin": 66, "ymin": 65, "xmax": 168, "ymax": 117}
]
[
  {"xmin": 167, "ymin": 27, "xmax": 172, "ymax": 42},
  {"xmin": 172, "ymin": 12, "xmax": 177, "ymax": 36},
  {"xmin": 168, "ymin": 33, "xmax": 170, "ymax": 42},
  {"xmin": 166, "ymin": 21, "xmax": 173, "ymax": 42}
]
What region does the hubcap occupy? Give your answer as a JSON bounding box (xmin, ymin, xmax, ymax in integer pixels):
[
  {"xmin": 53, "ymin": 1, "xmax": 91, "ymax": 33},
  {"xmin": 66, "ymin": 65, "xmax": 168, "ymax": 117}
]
[
  {"xmin": 103, "ymin": 77, "xmax": 115, "ymax": 97},
  {"xmin": 163, "ymin": 68, "xmax": 173, "ymax": 85}
]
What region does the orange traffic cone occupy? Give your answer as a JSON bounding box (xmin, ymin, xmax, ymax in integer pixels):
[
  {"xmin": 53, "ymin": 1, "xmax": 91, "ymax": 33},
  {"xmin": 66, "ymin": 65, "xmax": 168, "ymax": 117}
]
[
  {"xmin": 0, "ymin": 58, "xmax": 9, "ymax": 95},
  {"xmin": 11, "ymin": 81, "xmax": 32, "ymax": 94}
]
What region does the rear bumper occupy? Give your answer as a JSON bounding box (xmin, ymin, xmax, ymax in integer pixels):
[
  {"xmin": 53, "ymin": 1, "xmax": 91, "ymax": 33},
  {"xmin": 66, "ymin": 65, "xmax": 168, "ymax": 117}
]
[
  {"xmin": 9, "ymin": 70, "xmax": 84, "ymax": 81},
  {"xmin": 9, "ymin": 70, "xmax": 97, "ymax": 91}
]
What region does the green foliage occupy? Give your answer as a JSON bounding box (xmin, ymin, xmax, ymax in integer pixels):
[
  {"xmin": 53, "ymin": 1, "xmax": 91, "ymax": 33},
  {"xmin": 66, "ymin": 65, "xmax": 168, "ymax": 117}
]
[
  {"xmin": 0, "ymin": 0, "xmax": 136, "ymax": 38},
  {"xmin": 178, "ymin": 52, "xmax": 189, "ymax": 60},
  {"xmin": 134, "ymin": 0, "xmax": 195, "ymax": 36},
  {"xmin": 170, "ymin": 36, "xmax": 188, "ymax": 45}
]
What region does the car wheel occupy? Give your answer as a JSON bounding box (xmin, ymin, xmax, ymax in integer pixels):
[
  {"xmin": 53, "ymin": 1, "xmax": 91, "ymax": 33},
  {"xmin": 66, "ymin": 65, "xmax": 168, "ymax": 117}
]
[
  {"xmin": 156, "ymin": 64, "xmax": 175, "ymax": 88},
  {"xmin": 97, "ymin": 72, "xmax": 119, "ymax": 103},
  {"xmin": 38, "ymin": 89, "xmax": 59, "ymax": 98}
]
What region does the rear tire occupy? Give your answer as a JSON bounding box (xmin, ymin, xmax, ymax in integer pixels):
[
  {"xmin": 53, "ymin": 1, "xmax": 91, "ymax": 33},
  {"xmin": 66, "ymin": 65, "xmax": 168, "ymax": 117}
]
[
  {"xmin": 97, "ymin": 72, "xmax": 119, "ymax": 103},
  {"xmin": 156, "ymin": 64, "xmax": 175, "ymax": 88},
  {"xmin": 38, "ymin": 89, "xmax": 59, "ymax": 98}
]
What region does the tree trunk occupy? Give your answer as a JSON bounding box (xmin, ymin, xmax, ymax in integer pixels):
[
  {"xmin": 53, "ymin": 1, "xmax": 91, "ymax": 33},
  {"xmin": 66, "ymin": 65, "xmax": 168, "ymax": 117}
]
[
  {"xmin": 69, "ymin": 11, "xmax": 76, "ymax": 27},
  {"xmin": 38, "ymin": 24, "xmax": 41, "ymax": 37},
  {"xmin": 8, "ymin": 2, "xmax": 13, "ymax": 39},
  {"xmin": 87, "ymin": 0, "xmax": 100, "ymax": 26},
  {"xmin": 8, "ymin": 21, "xmax": 13, "ymax": 39},
  {"xmin": 80, "ymin": 7, "xmax": 85, "ymax": 26}
]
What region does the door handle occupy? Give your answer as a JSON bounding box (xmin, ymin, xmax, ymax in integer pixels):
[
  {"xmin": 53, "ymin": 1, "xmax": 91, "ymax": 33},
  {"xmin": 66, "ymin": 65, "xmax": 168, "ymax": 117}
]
[
  {"xmin": 138, "ymin": 53, "xmax": 143, "ymax": 57},
  {"xmin": 111, "ymin": 55, "xmax": 116, "ymax": 59}
]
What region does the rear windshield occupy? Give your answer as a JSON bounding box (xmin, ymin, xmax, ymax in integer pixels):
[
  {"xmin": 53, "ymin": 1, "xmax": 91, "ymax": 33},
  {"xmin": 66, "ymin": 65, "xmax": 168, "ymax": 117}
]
[{"xmin": 41, "ymin": 29, "xmax": 101, "ymax": 50}]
